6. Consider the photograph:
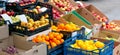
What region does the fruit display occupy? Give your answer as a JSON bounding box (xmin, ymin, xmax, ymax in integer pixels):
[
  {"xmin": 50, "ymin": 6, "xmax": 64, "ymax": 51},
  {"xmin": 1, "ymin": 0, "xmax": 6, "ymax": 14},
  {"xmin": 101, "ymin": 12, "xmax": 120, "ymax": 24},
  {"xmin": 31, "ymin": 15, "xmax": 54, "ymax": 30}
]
[
  {"xmin": 19, "ymin": 0, "xmax": 36, "ymax": 6},
  {"xmin": 92, "ymin": 11, "xmax": 108, "ymax": 22},
  {"xmin": 50, "ymin": 0, "xmax": 79, "ymax": 12},
  {"xmin": 10, "ymin": 15, "xmax": 20, "ymax": 23},
  {"xmin": 32, "ymin": 32, "xmax": 64, "ymax": 49},
  {"xmin": 18, "ymin": 15, "xmax": 49, "ymax": 31},
  {"xmin": 102, "ymin": 22, "xmax": 120, "ymax": 31},
  {"xmin": 52, "ymin": 8, "xmax": 63, "ymax": 19},
  {"xmin": 71, "ymin": 39, "xmax": 105, "ymax": 52},
  {"xmin": 23, "ymin": 6, "xmax": 48, "ymax": 14},
  {"xmin": 51, "ymin": 22, "xmax": 80, "ymax": 32}
]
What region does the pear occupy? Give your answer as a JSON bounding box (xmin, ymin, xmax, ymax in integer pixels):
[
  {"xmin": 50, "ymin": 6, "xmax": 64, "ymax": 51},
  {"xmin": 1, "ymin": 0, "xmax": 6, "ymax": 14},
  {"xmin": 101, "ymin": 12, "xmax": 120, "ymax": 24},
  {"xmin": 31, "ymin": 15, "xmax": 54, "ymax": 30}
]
[{"xmin": 33, "ymin": 9, "xmax": 38, "ymax": 14}]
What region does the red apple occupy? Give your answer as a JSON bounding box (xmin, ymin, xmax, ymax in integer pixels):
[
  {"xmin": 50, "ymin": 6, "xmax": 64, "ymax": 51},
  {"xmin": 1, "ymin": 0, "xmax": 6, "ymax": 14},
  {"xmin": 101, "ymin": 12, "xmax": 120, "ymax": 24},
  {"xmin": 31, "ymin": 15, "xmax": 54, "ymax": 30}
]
[
  {"xmin": 1, "ymin": 10, "xmax": 6, "ymax": 14},
  {"xmin": 53, "ymin": 9, "xmax": 56, "ymax": 13},
  {"xmin": 6, "ymin": 11, "xmax": 11, "ymax": 16},
  {"xmin": 11, "ymin": 11, "xmax": 15, "ymax": 16}
]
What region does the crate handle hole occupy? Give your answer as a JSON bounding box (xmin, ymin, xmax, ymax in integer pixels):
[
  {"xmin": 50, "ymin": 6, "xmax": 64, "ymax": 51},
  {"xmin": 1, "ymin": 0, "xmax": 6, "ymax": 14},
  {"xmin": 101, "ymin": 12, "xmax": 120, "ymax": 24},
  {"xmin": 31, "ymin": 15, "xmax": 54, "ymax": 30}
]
[
  {"xmin": 85, "ymin": 13, "xmax": 87, "ymax": 15},
  {"xmin": 33, "ymin": 50, "xmax": 38, "ymax": 53}
]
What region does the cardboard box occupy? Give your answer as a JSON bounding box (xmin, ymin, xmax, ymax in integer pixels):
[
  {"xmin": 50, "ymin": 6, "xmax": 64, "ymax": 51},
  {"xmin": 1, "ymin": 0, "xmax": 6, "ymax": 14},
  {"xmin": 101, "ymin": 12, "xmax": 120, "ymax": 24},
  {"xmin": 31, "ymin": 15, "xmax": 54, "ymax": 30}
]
[
  {"xmin": 113, "ymin": 42, "xmax": 120, "ymax": 55},
  {"xmin": 85, "ymin": 5, "xmax": 108, "ymax": 21},
  {"xmin": 96, "ymin": 30, "xmax": 120, "ymax": 42},
  {"xmin": 0, "ymin": 25, "xmax": 9, "ymax": 40},
  {"xmin": 0, "ymin": 36, "xmax": 13, "ymax": 49},
  {"xmin": 12, "ymin": 33, "xmax": 47, "ymax": 55},
  {"xmin": 75, "ymin": 7, "xmax": 101, "ymax": 25}
]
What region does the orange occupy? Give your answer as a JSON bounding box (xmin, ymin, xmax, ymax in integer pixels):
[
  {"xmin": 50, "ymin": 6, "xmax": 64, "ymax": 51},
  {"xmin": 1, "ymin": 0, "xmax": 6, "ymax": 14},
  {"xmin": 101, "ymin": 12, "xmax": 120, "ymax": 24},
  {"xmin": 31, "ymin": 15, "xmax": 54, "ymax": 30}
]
[
  {"xmin": 41, "ymin": 37, "xmax": 45, "ymax": 41},
  {"xmin": 51, "ymin": 42, "xmax": 57, "ymax": 48},
  {"xmin": 60, "ymin": 39, "xmax": 64, "ymax": 44},
  {"xmin": 41, "ymin": 34, "xmax": 46, "ymax": 38},
  {"xmin": 53, "ymin": 38, "xmax": 57, "ymax": 42},
  {"xmin": 56, "ymin": 35, "xmax": 62, "ymax": 40},
  {"xmin": 48, "ymin": 45, "xmax": 51, "ymax": 49},
  {"xmin": 54, "ymin": 33, "xmax": 59, "ymax": 38},
  {"xmin": 29, "ymin": 27, "xmax": 35, "ymax": 31},
  {"xmin": 58, "ymin": 23, "xmax": 65, "ymax": 29},
  {"xmin": 49, "ymin": 34, "xmax": 54, "ymax": 40},
  {"xmin": 45, "ymin": 41, "xmax": 50, "ymax": 45},
  {"xmin": 45, "ymin": 36, "xmax": 49, "ymax": 41},
  {"xmin": 54, "ymin": 40, "xmax": 61, "ymax": 45},
  {"xmin": 32, "ymin": 38, "xmax": 37, "ymax": 43},
  {"xmin": 65, "ymin": 24, "xmax": 72, "ymax": 31},
  {"xmin": 59, "ymin": 33, "xmax": 63, "ymax": 38}
]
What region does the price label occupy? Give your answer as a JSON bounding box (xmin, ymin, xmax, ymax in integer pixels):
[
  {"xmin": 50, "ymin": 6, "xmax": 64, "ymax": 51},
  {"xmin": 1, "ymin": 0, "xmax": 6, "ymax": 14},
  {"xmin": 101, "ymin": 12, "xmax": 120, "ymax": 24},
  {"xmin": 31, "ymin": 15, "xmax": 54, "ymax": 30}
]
[
  {"xmin": 1, "ymin": 14, "xmax": 13, "ymax": 24},
  {"xmin": 19, "ymin": 14, "xmax": 28, "ymax": 23},
  {"xmin": 40, "ymin": 7, "xmax": 47, "ymax": 12},
  {"xmin": 72, "ymin": 31, "xmax": 77, "ymax": 37},
  {"xmin": 8, "ymin": 0, "xmax": 19, "ymax": 2}
]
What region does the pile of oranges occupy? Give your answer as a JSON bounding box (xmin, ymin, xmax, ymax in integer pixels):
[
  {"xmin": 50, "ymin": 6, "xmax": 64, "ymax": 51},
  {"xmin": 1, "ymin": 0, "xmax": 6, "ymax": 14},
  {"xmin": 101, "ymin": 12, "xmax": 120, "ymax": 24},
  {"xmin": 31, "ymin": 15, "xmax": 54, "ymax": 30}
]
[
  {"xmin": 51, "ymin": 22, "xmax": 80, "ymax": 32},
  {"xmin": 32, "ymin": 32, "xmax": 64, "ymax": 49}
]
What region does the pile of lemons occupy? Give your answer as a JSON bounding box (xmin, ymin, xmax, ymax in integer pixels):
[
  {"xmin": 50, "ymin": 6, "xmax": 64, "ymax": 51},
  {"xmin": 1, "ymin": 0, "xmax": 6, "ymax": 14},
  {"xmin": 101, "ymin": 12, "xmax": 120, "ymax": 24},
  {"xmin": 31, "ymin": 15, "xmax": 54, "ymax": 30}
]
[{"xmin": 71, "ymin": 40, "xmax": 105, "ymax": 52}]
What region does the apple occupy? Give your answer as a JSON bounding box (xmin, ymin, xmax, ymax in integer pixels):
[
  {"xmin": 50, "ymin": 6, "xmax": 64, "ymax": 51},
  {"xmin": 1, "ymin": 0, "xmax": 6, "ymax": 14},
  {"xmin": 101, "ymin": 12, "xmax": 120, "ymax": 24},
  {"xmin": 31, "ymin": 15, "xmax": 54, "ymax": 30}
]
[
  {"xmin": 1, "ymin": 10, "xmax": 6, "ymax": 14},
  {"xmin": 36, "ymin": 6, "xmax": 41, "ymax": 9},
  {"xmin": 11, "ymin": 11, "xmax": 15, "ymax": 16},
  {"xmin": 6, "ymin": 11, "xmax": 11, "ymax": 16},
  {"xmin": 8, "ymin": 3, "xmax": 12, "ymax": 6}
]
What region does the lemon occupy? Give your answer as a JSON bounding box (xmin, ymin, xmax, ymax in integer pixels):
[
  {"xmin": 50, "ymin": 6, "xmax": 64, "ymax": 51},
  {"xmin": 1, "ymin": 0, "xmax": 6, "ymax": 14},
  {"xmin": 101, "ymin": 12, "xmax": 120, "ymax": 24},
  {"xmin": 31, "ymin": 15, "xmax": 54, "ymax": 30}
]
[{"xmin": 95, "ymin": 41, "xmax": 105, "ymax": 48}]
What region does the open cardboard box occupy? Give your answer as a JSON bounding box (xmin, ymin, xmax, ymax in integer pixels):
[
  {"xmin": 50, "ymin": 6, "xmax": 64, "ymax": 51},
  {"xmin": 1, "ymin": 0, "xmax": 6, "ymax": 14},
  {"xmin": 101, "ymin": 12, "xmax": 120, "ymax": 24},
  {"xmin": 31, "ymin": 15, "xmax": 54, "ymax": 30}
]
[
  {"xmin": 0, "ymin": 29, "xmax": 51, "ymax": 55},
  {"xmin": 85, "ymin": 5, "xmax": 108, "ymax": 21},
  {"xmin": 13, "ymin": 34, "xmax": 47, "ymax": 55},
  {"xmin": 75, "ymin": 7, "xmax": 101, "ymax": 25},
  {"xmin": 0, "ymin": 34, "xmax": 47, "ymax": 55},
  {"xmin": 99, "ymin": 20, "xmax": 120, "ymax": 42}
]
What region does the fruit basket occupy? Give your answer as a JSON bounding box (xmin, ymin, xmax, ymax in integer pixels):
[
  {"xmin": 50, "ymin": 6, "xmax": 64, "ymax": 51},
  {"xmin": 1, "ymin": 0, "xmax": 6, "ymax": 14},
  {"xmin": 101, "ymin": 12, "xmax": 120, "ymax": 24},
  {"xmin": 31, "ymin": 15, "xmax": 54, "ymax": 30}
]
[{"xmin": 64, "ymin": 34, "xmax": 114, "ymax": 55}]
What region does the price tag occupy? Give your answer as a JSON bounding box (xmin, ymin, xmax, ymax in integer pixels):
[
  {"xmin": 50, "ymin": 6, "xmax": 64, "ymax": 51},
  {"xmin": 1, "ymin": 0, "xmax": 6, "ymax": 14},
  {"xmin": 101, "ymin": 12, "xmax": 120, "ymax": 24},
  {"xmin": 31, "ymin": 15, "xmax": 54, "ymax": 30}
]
[
  {"xmin": 40, "ymin": 7, "xmax": 47, "ymax": 12},
  {"xmin": 19, "ymin": 14, "xmax": 28, "ymax": 23},
  {"xmin": 72, "ymin": 31, "xmax": 77, "ymax": 37},
  {"xmin": 71, "ymin": 31, "xmax": 77, "ymax": 41},
  {"xmin": 1, "ymin": 14, "xmax": 13, "ymax": 24},
  {"xmin": 8, "ymin": 0, "xmax": 19, "ymax": 2}
]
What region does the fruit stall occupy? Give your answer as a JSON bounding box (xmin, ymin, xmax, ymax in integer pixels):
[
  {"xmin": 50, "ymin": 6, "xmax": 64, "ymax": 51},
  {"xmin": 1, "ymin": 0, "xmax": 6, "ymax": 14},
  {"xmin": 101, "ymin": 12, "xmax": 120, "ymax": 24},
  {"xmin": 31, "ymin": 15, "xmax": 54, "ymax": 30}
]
[{"xmin": 0, "ymin": 0, "xmax": 120, "ymax": 55}]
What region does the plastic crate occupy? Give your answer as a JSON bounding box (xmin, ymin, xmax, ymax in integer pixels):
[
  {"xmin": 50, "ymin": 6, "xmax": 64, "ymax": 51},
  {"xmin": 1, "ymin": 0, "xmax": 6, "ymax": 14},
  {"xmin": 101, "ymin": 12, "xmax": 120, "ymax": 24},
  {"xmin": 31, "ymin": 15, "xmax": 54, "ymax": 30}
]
[
  {"xmin": 52, "ymin": 27, "xmax": 86, "ymax": 40},
  {"xmin": 64, "ymin": 35, "xmax": 114, "ymax": 55},
  {"xmin": 48, "ymin": 44, "xmax": 63, "ymax": 55},
  {"xmin": 5, "ymin": 0, "xmax": 38, "ymax": 12},
  {"xmin": 9, "ymin": 22, "xmax": 50, "ymax": 36},
  {"xmin": 47, "ymin": 27, "xmax": 86, "ymax": 55},
  {"xmin": 19, "ymin": 2, "xmax": 53, "ymax": 20},
  {"xmin": 0, "ymin": 1, "xmax": 5, "ymax": 7}
]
